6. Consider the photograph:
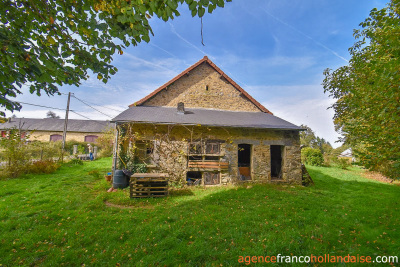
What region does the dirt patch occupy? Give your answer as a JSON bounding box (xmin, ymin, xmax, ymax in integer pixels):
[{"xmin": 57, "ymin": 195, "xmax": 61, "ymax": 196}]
[
  {"xmin": 104, "ymin": 201, "xmax": 155, "ymax": 210},
  {"xmin": 361, "ymin": 170, "xmax": 397, "ymax": 184}
]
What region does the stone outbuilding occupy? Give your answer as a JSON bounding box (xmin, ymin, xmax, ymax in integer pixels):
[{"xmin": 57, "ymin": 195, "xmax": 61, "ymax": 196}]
[
  {"xmin": 0, "ymin": 118, "xmax": 111, "ymax": 143},
  {"xmin": 112, "ymin": 56, "xmax": 303, "ymax": 185}
]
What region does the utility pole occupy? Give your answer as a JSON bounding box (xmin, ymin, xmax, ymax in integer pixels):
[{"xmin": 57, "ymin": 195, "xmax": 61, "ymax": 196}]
[{"xmin": 62, "ymin": 92, "xmax": 71, "ymax": 153}]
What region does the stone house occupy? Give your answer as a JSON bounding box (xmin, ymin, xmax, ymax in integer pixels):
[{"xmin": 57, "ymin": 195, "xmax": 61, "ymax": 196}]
[
  {"xmin": 0, "ymin": 118, "xmax": 111, "ymax": 143},
  {"xmin": 112, "ymin": 56, "xmax": 303, "ymax": 185}
]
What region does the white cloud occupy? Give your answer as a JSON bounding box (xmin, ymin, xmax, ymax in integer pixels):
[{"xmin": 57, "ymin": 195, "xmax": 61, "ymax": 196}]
[{"xmin": 262, "ymin": 95, "xmax": 342, "ymax": 147}]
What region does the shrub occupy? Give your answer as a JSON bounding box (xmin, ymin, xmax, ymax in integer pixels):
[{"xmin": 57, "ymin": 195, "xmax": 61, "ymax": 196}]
[
  {"xmin": 301, "ymin": 147, "xmax": 324, "ymax": 166},
  {"xmin": 29, "ymin": 141, "xmax": 62, "ymax": 161},
  {"xmin": 64, "ymin": 141, "xmax": 88, "ymax": 155},
  {"xmin": 0, "ymin": 128, "xmax": 31, "ymax": 178},
  {"xmin": 28, "ymin": 160, "xmax": 60, "ymax": 174},
  {"xmin": 130, "ymin": 163, "xmax": 147, "ymax": 174},
  {"xmin": 67, "ymin": 158, "xmax": 84, "ymax": 165},
  {"xmin": 335, "ymin": 158, "xmax": 351, "ymax": 170},
  {"xmin": 323, "ymin": 154, "xmax": 332, "ymax": 167},
  {"xmin": 375, "ymin": 161, "xmax": 399, "ymax": 180},
  {"xmin": 95, "ymin": 126, "xmax": 115, "ymax": 158}
]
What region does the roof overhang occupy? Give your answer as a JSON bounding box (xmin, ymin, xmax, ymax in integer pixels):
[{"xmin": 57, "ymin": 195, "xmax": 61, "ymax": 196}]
[{"xmin": 112, "ymin": 106, "xmax": 302, "ymax": 131}]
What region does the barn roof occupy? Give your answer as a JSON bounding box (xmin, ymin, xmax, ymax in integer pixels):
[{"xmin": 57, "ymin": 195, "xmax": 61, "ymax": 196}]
[
  {"xmin": 0, "ymin": 118, "xmax": 111, "ymax": 133},
  {"xmin": 112, "ymin": 106, "xmax": 301, "ymax": 130}
]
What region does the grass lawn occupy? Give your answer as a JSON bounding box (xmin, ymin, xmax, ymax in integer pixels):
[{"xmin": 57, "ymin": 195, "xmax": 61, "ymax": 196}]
[{"xmin": 0, "ymin": 158, "xmax": 399, "ymax": 266}]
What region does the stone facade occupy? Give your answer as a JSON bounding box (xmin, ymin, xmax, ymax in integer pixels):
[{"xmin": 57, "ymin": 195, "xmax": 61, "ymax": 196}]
[
  {"xmin": 26, "ymin": 131, "xmax": 102, "ymax": 142},
  {"xmin": 118, "ymin": 124, "xmax": 302, "ymax": 185},
  {"xmin": 0, "ymin": 118, "xmax": 109, "ymax": 143},
  {"xmin": 142, "ymin": 63, "xmax": 261, "ymax": 112}
]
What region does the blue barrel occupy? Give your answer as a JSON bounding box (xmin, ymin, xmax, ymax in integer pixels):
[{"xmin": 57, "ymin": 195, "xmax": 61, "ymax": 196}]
[{"xmin": 113, "ymin": 170, "xmax": 129, "ymax": 189}]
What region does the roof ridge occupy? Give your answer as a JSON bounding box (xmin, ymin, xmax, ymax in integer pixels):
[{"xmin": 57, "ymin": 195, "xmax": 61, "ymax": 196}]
[{"xmin": 130, "ymin": 56, "xmax": 273, "ymax": 115}]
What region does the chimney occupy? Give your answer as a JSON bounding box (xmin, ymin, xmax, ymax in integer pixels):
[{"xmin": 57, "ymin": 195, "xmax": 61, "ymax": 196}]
[{"xmin": 177, "ymin": 102, "xmax": 185, "ymax": 114}]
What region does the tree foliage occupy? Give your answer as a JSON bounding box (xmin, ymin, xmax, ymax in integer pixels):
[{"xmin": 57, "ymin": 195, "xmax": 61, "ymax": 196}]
[
  {"xmin": 46, "ymin": 110, "xmax": 60, "ymax": 119},
  {"xmin": 300, "ymin": 124, "xmax": 317, "ymax": 148},
  {"xmin": 323, "ymin": 0, "xmax": 400, "ymax": 179},
  {"xmin": 0, "ymin": 128, "xmax": 30, "ymax": 178},
  {"xmin": 0, "ymin": 0, "xmax": 231, "ymax": 116},
  {"xmin": 300, "ymin": 124, "xmax": 332, "ymax": 154},
  {"xmin": 301, "ymin": 147, "xmax": 324, "ymax": 166}
]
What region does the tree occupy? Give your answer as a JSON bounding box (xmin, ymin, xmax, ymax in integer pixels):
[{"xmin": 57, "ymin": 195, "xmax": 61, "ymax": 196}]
[
  {"xmin": 323, "ymin": 0, "xmax": 400, "ymax": 178},
  {"xmin": 301, "ymin": 147, "xmax": 324, "ymax": 166},
  {"xmin": 300, "ymin": 124, "xmax": 332, "ymax": 154},
  {"xmin": 95, "ymin": 125, "xmax": 116, "ymax": 157},
  {"xmin": 0, "ymin": 0, "xmax": 231, "ymax": 116},
  {"xmin": 46, "ymin": 110, "xmax": 60, "ymax": 119},
  {"xmin": 299, "ymin": 124, "xmax": 317, "ymax": 148},
  {"xmin": 315, "ymin": 137, "xmax": 332, "ymax": 155}
]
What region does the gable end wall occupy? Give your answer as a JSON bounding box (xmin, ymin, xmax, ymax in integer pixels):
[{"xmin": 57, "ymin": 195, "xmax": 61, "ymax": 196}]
[{"xmin": 142, "ymin": 63, "xmax": 261, "ymax": 112}]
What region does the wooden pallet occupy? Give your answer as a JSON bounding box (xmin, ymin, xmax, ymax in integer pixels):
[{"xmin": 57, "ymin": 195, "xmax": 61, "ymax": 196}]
[{"xmin": 130, "ymin": 173, "xmax": 169, "ymax": 198}]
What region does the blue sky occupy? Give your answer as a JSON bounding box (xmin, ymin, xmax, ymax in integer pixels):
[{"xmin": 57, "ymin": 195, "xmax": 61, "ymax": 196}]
[{"xmin": 6, "ymin": 0, "xmax": 387, "ymax": 147}]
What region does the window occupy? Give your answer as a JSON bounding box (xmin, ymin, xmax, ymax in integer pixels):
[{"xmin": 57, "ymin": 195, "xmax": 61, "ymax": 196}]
[
  {"xmin": 50, "ymin": 134, "xmax": 62, "ymax": 142},
  {"xmin": 204, "ymin": 172, "xmax": 220, "ymax": 185},
  {"xmin": 1, "ymin": 131, "xmax": 6, "ymax": 138},
  {"xmin": 186, "ymin": 171, "xmax": 202, "ymax": 185},
  {"xmin": 84, "ymin": 135, "xmax": 98, "ymax": 143},
  {"xmin": 135, "ymin": 140, "xmax": 154, "ymax": 164},
  {"xmin": 189, "ymin": 141, "xmax": 221, "ymax": 155},
  {"xmin": 205, "ymin": 142, "xmax": 220, "ymax": 154},
  {"xmin": 189, "ymin": 142, "xmax": 203, "ymax": 155}
]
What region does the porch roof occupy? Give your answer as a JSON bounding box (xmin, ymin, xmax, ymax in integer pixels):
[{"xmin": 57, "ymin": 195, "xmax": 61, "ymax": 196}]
[{"xmin": 112, "ymin": 106, "xmax": 302, "ymax": 130}]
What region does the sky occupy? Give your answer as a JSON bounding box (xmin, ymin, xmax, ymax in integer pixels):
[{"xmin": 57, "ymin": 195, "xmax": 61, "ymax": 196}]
[{"xmin": 4, "ymin": 0, "xmax": 388, "ymax": 147}]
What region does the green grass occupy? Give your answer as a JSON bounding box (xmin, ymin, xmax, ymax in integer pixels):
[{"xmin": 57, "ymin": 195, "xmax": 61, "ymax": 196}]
[{"xmin": 0, "ymin": 158, "xmax": 399, "ymax": 266}]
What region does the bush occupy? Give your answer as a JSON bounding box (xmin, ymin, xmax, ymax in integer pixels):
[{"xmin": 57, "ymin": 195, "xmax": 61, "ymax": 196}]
[
  {"xmin": 29, "ymin": 141, "xmax": 62, "ymax": 160},
  {"xmin": 64, "ymin": 141, "xmax": 88, "ymax": 155},
  {"xmin": 67, "ymin": 158, "xmax": 84, "ymax": 165},
  {"xmin": 0, "ymin": 128, "xmax": 31, "ymax": 178},
  {"xmin": 301, "ymin": 147, "xmax": 324, "ymax": 166},
  {"xmin": 95, "ymin": 126, "xmax": 115, "ymax": 158},
  {"xmin": 323, "ymin": 154, "xmax": 332, "ymax": 167},
  {"xmin": 28, "ymin": 160, "xmax": 60, "ymax": 174},
  {"xmin": 130, "ymin": 163, "xmax": 147, "ymax": 174},
  {"xmin": 371, "ymin": 160, "xmax": 398, "ymax": 179},
  {"xmin": 334, "ymin": 157, "xmax": 351, "ymax": 170}
]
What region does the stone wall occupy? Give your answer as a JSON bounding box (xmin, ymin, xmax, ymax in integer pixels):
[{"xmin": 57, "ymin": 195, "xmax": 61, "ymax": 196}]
[
  {"xmin": 142, "ymin": 63, "xmax": 262, "ymax": 112},
  {"xmin": 119, "ymin": 123, "xmax": 302, "ymax": 185},
  {"xmin": 27, "ymin": 131, "xmax": 103, "ymax": 142},
  {"xmin": 252, "ymin": 144, "xmax": 271, "ymax": 182}
]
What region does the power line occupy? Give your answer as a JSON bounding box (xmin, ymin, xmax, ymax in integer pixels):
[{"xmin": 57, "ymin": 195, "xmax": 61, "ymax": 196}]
[
  {"xmin": 70, "ymin": 111, "xmax": 111, "ymax": 126},
  {"xmin": 13, "ymin": 101, "xmax": 112, "ymax": 124},
  {"xmin": 80, "ymin": 98, "xmax": 125, "ymax": 112},
  {"xmin": 72, "ymin": 95, "xmax": 116, "ymax": 118},
  {"xmin": 73, "ymin": 96, "xmax": 125, "ymax": 113},
  {"xmin": 72, "ymin": 95, "xmax": 114, "ymax": 118},
  {"xmin": 16, "ymin": 95, "xmax": 124, "ymax": 117},
  {"xmin": 16, "ymin": 101, "xmax": 74, "ymax": 111}
]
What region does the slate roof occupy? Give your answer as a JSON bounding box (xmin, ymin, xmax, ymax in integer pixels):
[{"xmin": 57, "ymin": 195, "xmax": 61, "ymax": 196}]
[
  {"xmin": 0, "ymin": 118, "xmax": 111, "ymax": 133},
  {"xmin": 130, "ymin": 56, "xmax": 272, "ymax": 114},
  {"xmin": 112, "ymin": 106, "xmax": 302, "ymax": 130}
]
